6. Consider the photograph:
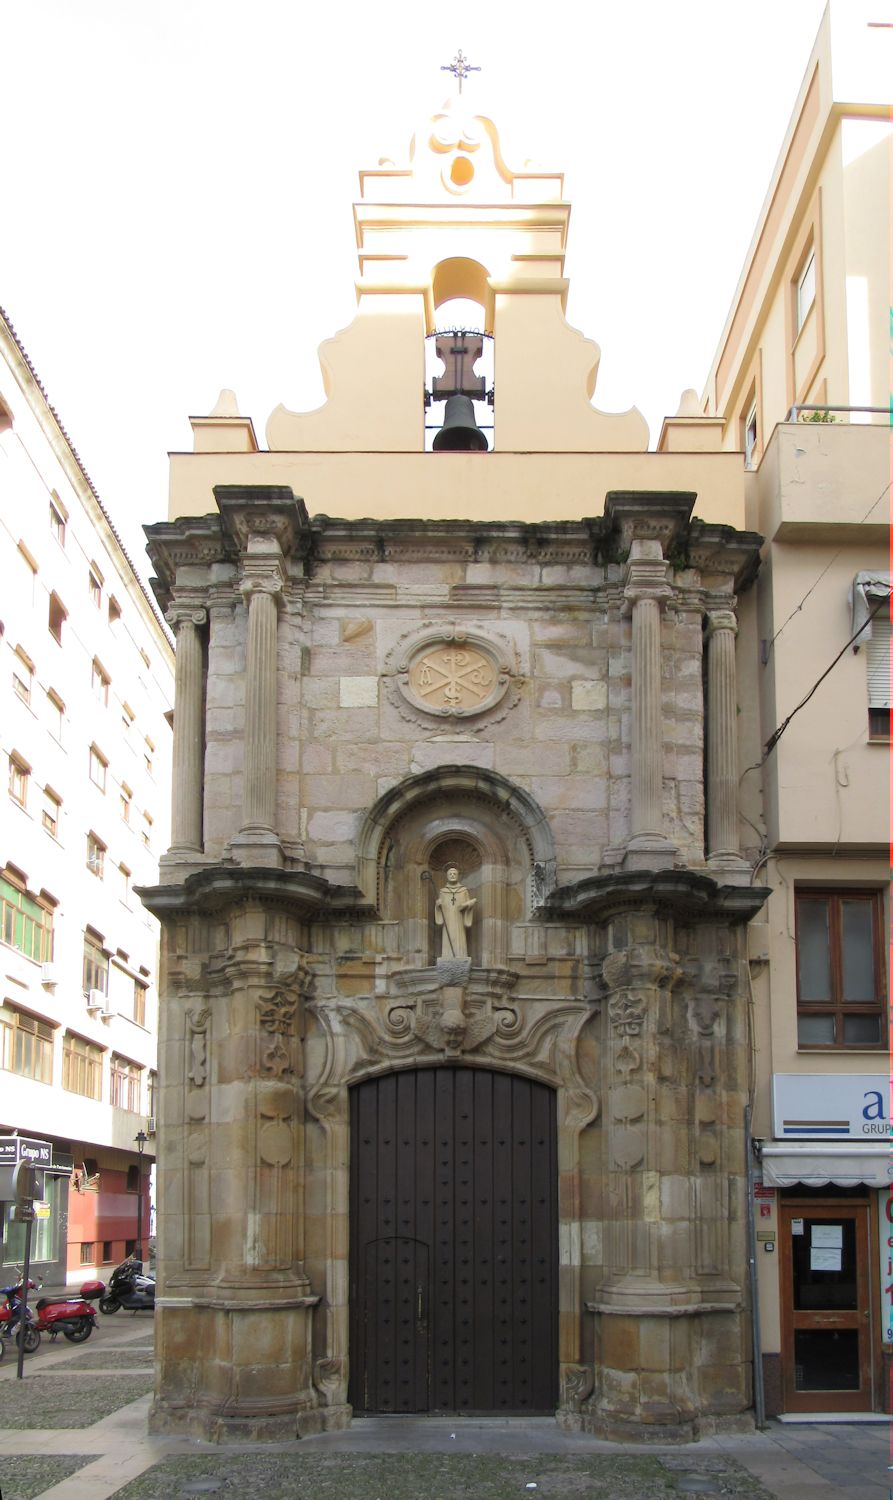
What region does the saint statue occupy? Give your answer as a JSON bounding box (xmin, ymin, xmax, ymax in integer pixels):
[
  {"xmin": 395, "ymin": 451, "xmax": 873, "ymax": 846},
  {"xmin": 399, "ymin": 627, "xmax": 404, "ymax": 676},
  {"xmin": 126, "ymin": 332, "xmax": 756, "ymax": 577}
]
[{"xmin": 434, "ymin": 865, "xmax": 476, "ymax": 960}]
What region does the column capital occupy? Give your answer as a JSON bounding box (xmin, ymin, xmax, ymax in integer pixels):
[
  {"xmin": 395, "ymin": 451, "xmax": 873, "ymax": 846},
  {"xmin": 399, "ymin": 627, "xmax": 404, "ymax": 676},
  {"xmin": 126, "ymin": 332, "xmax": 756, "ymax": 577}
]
[
  {"xmin": 705, "ymin": 606, "xmax": 738, "ymax": 638},
  {"xmin": 165, "ymin": 602, "xmax": 208, "ymax": 632},
  {"xmin": 623, "ymin": 540, "xmax": 673, "ymax": 609},
  {"xmin": 239, "ymin": 565, "xmax": 284, "ymax": 608}
]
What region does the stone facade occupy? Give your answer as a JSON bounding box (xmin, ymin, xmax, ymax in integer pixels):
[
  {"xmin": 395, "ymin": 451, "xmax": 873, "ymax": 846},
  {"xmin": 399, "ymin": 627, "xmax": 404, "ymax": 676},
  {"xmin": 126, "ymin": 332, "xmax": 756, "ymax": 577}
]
[{"xmin": 141, "ymin": 486, "xmax": 765, "ymax": 1441}]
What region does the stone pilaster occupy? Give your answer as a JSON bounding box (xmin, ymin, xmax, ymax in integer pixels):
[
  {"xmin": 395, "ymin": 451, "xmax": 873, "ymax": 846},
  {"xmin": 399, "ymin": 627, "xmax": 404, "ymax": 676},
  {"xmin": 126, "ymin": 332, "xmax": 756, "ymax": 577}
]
[
  {"xmin": 623, "ymin": 540, "xmax": 676, "ymax": 870},
  {"xmin": 231, "ymin": 537, "xmax": 284, "ymax": 866},
  {"xmin": 705, "ymin": 608, "xmax": 747, "ymax": 876},
  {"xmin": 585, "ymin": 914, "xmax": 750, "ymax": 1440},
  {"xmin": 150, "ymin": 904, "xmax": 323, "ymax": 1442},
  {"xmin": 165, "ymin": 603, "xmax": 207, "ymax": 859}
]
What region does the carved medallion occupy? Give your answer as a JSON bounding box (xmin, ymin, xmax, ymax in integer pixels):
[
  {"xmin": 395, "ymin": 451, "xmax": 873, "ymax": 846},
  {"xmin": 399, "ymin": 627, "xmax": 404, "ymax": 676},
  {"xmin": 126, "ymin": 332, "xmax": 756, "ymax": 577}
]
[
  {"xmin": 409, "ymin": 642, "xmax": 498, "ymax": 714},
  {"xmin": 383, "ymin": 623, "xmax": 522, "ymax": 730}
]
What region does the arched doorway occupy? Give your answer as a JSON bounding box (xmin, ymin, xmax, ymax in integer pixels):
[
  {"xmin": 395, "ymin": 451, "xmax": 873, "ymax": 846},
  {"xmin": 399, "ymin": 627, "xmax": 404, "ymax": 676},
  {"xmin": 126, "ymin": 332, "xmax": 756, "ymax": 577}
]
[{"xmin": 348, "ymin": 1067, "xmax": 558, "ymax": 1415}]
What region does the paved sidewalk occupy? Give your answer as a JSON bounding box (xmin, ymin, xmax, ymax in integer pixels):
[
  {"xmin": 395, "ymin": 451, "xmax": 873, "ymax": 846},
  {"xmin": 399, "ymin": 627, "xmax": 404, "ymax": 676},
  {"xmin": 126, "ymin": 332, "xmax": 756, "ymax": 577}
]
[{"xmin": 0, "ymin": 1325, "xmax": 889, "ymax": 1500}]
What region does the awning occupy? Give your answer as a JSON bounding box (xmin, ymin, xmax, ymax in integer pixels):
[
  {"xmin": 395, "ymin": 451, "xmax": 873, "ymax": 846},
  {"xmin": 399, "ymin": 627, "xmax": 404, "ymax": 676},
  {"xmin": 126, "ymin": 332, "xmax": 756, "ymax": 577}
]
[{"xmin": 760, "ymin": 1141, "xmax": 893, "ymax": 1189}]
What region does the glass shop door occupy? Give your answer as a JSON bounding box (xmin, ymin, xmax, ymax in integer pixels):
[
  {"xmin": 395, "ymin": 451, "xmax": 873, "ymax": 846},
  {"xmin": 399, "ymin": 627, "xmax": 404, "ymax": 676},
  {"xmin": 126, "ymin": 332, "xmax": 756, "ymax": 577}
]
[{"xmin": 780, "ymin": 1203, "xmax": 873, "ymax": 1412}]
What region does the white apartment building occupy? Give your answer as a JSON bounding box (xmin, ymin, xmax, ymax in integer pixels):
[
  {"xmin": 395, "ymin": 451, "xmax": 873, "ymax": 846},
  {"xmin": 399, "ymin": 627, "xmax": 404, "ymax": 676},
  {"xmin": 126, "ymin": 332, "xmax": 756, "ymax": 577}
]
[{"xmin": 0, "ymin": 307, "xmax": 173, "ymax": 1285}]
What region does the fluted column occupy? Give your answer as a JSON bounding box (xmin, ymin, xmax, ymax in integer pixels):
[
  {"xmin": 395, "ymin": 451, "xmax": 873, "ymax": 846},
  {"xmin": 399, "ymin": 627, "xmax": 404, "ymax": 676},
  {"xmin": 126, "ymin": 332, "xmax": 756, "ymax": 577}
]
[
  {"xmin": 241, "ymin": 575, "xmax": 280, "ymax": 835},
  {"xmin": 706, "ymin": 608, "xmax": 743, "ymax": 867},
  {"xmin": 623, "ymin": 540, "xmax": 676, "ymax": 870},
  {"xmin": 166, "ymin": 604, "xmax": 206, "ymax": 856}
]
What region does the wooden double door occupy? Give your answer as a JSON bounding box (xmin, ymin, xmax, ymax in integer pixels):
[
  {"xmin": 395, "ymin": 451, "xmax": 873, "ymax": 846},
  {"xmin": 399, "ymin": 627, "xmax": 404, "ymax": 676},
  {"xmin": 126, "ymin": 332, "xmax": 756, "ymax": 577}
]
[{"xmin": 348, "ymin": 1067, "xmax": 558, "ymax": 1415}]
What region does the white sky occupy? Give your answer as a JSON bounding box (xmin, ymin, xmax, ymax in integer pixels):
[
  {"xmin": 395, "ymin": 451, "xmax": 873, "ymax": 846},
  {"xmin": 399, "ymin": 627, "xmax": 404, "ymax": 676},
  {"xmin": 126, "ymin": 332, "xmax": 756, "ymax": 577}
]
[{"xmin": 3, "ymin": 0, "xmax": 833, "ymax": 575}]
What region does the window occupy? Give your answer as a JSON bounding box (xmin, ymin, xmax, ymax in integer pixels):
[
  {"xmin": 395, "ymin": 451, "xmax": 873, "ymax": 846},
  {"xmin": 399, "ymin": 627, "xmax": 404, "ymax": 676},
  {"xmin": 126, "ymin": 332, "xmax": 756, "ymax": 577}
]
[
  {"xmin": 866, "ymin": 596, "xmax": 891, "ymax": 740},
  {"xmin": 139, "ymin": 648, "xmax": 150, "ymax": 669},
  {"xmin": 121, "ymin": 703, "xmax": 134, "ymax": 738},
  {"xmin": 796, "ymin": 889, "xmax": 886, "ymax": 1048},
  {"xmin": 86, "ymin": 832, "xmax": 106, "ymax": 878},
  {"xmin": 133, "ymin": 977, "xmax": 146, "ymax": 1025},
  {"xmin": 47, "ymin": 690, "xmax": 64, "ymax": 742},
  {"xmin": 48, "ymin": 591, "xmax": 67, "ymax": 643},
  {"xmin": 796, "ymin": 248, "xmax": 816, "ymax": 334},
  {"xmin": 88, "ymin": 569, "xmax": 103, "ymax": 609},
  {"xmin": 49, "ymin": 498, "xmax": 66, "ymax": 547},
  {"xmin": 12, "ymin": 647, "xmax": 33, "ymax": 706},
  {"xmin": 91, "ymin": 658, "xmax": 110, "ymax": 706},
  {"xmin": 89, "ymin": 745, "xmax": 108, "ymax": 791},
  {"xmin": 118, "ymin": 864, "xmax": 131, "ymax": 908},
  {"xmin": 82, "ymin": 931, "xmax": 108, "ymax": 996},
  {"xmin": 141, "ymin": 812, "xmax": 153, "ymax": 848},
  {"xmin": 120, "ymin": 785, "xmax": 132, "ymax": 823},
  {"xmin": 80, "ymin": 1242, "xmax": 95, "ymax": 1265},
  {"xmin": 144, "ymin": 737, "xmax": 154, "ymax": 776},
  {"xmin": 148, "ymin": 1069, "xmax": 158, "ymax": 1120},
  {"xmin": 1, "ymin": 873, "xmax": 54, "ymax": 962},
  {"xmin": 111, "ymin": 1055, "xmax": 142, "ymax": 1112},
  {"xmin": 744, "ymin": 401, "xmax": 758, "ymax": 469},
  {"xmin": 126, "ymin": 1164, "xmax": 140, "ymax": 1192},
  {"xmin": 108, "ymin": 596, "xmax": 121, "ymax": 625},
  {"xmin": 63, "ymin": 1032, "xmax": 103, "ymax": 1099},
  {"xmin": 0, "ymin": 1007, "xmax": 53, "ymax": 1083},
  {"xmin": 102, "ymin": 1240, "xmax": 113, "ymax": 1262},
  {"xmin": 42, "ymin": 787, "xmax": 61, "ymax": 837},
  {"xmin": 8, "ymin": 753, "xmax": 29, "ymax": 808}
]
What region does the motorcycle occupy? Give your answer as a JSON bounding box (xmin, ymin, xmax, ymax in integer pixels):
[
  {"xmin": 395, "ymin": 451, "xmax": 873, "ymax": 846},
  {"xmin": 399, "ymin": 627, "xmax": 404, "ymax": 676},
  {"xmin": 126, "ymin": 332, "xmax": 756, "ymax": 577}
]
[
  {"xmin": 99, "ymin": 1257, "xmax": 155, "ymax": 1314},
  {"xmin": 31, "ymin": 1278, "xmax": 106, "ymax": 1343},
  {"xmin": 0, "ymin": 1274, "xmax": 42, "ymax": 1353}
]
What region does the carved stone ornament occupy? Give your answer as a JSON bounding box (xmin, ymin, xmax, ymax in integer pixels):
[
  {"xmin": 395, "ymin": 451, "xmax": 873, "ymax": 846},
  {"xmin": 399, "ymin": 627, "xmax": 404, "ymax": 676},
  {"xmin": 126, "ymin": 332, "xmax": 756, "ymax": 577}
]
[
  {"xmin": 186, "ymin": 1007, "xmax": 211, "ymax": 1087},
  {"xmin": 307, "ymin": 968, "xmax": 599, "ymax": 1128},
  {"xmin": 383, "ymin": 622, "xmax": 522, "ymax": 732},
  {"xmin": 256, "ymin": 991, "xmax": 300, "ymax": 1077}
]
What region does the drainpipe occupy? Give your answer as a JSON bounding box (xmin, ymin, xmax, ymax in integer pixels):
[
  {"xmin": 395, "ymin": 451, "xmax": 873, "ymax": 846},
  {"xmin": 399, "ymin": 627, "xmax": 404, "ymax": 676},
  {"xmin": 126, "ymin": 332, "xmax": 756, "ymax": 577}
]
[{"xmin": 745, "ymin": 1105, "xmax": 766, "ymax": 1429}]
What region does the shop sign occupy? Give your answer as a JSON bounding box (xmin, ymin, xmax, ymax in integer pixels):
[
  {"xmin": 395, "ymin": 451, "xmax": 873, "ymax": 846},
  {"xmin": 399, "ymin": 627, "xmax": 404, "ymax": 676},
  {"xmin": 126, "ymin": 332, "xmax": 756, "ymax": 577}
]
[
  {"xmin": 0, "ymin": 1136, "xmax": 52, "ymax": 1166},
  {"xmin": 880, "ymin": 1187, "xmax": 893, "ymax": 1344},
  {"xmin": 772, "ymin": 1075, "xmax": 893, "ymax": 1140}
]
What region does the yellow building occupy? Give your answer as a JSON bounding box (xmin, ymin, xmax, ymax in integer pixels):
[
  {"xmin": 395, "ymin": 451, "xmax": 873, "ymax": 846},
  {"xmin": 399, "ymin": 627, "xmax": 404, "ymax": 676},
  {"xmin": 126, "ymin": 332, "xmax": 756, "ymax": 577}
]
[{"xmin": 701, "ymin": 0, "xmax": 891, "ymax": 1418}]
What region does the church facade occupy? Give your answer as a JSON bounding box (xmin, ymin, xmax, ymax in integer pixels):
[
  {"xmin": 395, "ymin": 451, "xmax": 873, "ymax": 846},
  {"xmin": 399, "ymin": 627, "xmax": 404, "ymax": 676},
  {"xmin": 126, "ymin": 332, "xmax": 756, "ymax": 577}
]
[{"xmin": 142, "ymin": 89, "xmax": 769, "ymax": 1442}]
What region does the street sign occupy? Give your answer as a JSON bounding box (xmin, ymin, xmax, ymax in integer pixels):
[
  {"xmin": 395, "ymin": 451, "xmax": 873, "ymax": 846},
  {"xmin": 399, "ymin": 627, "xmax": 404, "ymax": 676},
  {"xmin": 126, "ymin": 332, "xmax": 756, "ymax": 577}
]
[{"xmin": 0, "ymin": 1136, "xmax": 52, "ymax": 1167}]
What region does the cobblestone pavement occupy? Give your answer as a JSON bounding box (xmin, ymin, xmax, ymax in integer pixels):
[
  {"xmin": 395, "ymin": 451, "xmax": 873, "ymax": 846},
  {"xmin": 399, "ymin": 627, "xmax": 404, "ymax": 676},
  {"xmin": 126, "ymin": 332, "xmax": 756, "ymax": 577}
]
[{"xmin": 0, "ymin": 1324, "xmax": 889, "ymax": 1500}]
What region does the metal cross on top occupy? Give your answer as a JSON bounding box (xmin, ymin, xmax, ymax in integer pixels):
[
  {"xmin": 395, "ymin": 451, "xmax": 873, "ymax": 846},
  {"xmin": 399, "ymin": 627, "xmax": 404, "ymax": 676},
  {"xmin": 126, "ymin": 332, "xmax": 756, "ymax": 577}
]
[{"xmin": 441, "ymin": 49, "xmax": 481, "ymax": 94}]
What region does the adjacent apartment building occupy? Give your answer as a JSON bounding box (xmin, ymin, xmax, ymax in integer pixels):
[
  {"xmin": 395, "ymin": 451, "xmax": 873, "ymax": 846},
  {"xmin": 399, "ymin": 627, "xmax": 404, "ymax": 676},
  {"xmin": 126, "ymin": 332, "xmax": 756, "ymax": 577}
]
[
  {"xmin": 701, "ymin": 0, "xmax": 891, "ymax": 1417},
  {"xmin": 0, "ymin": 308, "xmax": 173, "ymax": 1285}
]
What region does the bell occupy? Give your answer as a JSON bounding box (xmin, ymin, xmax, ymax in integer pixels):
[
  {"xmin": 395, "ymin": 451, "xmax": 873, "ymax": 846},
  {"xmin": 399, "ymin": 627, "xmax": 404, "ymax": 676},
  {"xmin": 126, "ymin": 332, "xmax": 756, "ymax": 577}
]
[{"xmin": 432, "ymin": 394, "xmax": 488, "ymax": 452}]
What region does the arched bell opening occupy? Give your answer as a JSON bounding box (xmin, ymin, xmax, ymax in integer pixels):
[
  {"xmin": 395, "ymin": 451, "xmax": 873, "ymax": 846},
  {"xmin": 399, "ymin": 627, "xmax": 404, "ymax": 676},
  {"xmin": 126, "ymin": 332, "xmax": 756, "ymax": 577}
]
[{"xmin": 425, "ymin": 260, "xmax": 494, "ymax": 452}]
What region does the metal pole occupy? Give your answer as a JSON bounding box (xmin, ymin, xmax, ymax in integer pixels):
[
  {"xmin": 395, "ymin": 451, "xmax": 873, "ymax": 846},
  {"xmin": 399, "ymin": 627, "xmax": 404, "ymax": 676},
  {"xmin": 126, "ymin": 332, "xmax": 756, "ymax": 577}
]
[
  {"xmin": 744, "ymin": 1104, "xmax": 766, "ymax": 1429},
  {"xmin": 16, "ymin": 1215, "xmax": 34, "ymax": 1380},
  {"xmin": 135, "ymin": 1140, "xmax": 143, "ymax": 1263}
]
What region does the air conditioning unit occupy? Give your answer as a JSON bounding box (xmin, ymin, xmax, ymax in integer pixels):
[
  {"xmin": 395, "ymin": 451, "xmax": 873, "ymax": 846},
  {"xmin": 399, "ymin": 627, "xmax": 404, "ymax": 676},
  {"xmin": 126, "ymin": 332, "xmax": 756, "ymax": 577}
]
[
  {"xmin": 86, "ymin": 989, "xmax": 107, "ymax": 1013},
  {"xmin": 147, "ymin": 1117, "xmax": 157, "ymax": 1135},
  {"xmin": 41, "ymin": 963, "xmax": 58, "ymax": 988}
]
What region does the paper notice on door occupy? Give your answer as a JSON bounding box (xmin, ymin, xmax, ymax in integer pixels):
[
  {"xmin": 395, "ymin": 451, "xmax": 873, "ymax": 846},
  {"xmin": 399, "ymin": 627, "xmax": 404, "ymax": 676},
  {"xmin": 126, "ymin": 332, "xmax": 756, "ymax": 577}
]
[
  {"xmin": 812, "ymin": 1224, "xmax": 843, "ymax": 1249},
  {"xmin": 791, "ymin": 1218, "xmax": 804, "ymax": 1235},
  {"xmin": 810, "ymin": 1247, "xmax": 842, "ymax": 1272}
]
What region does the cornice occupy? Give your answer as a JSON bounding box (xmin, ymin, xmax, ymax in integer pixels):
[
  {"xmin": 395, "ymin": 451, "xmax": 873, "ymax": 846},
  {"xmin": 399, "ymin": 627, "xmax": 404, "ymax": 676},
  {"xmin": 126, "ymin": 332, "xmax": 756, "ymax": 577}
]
[{"xmin": 544, "ymin": 869, "xmax": 768, "ymax": 925}]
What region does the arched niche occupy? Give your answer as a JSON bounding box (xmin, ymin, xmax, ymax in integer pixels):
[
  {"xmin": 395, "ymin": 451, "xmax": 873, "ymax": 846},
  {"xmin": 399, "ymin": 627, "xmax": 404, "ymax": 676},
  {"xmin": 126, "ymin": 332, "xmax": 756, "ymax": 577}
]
[
  {"xmin": 431, "ymin": 257, "xmax": 491, "ymax": 318},
  {"xmin": 357, "ymin": 766, "xmax": 556, "ymax": 969}
]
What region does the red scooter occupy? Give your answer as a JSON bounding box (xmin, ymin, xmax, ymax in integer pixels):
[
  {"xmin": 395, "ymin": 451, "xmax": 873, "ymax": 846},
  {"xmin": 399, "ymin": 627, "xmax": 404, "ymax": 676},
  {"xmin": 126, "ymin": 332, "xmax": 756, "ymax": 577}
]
[{"xmin": 30, "ymin": 1279, "xmax": 106, "ymax": 1343}]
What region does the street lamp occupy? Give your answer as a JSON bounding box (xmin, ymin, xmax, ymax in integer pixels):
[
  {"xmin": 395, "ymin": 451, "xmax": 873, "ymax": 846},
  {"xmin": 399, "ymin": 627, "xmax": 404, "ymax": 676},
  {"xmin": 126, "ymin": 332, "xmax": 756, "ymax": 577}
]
[{"xmin": 133, "ymin": 1129, "xmax": 147, "ymax": 1264}]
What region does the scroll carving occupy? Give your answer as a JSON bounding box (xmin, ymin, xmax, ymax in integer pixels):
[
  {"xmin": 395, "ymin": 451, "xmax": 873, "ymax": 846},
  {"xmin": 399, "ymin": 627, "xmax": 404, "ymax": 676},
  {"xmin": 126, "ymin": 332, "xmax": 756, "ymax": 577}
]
[
  {"xmin": 560, "ymin": 1362, "xmax": 595, "ymax": 1413},
  {"xmin": 186, "ymin": 1006, "xmax": 211, "ymax": 1086}
]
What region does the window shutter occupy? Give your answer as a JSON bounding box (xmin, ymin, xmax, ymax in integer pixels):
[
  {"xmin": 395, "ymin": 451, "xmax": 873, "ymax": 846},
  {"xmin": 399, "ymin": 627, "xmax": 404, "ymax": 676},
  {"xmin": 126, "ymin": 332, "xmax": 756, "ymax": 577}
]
[{"xmin": 866, "ymin": 611, "xmax": 891, "ymax": 708}]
